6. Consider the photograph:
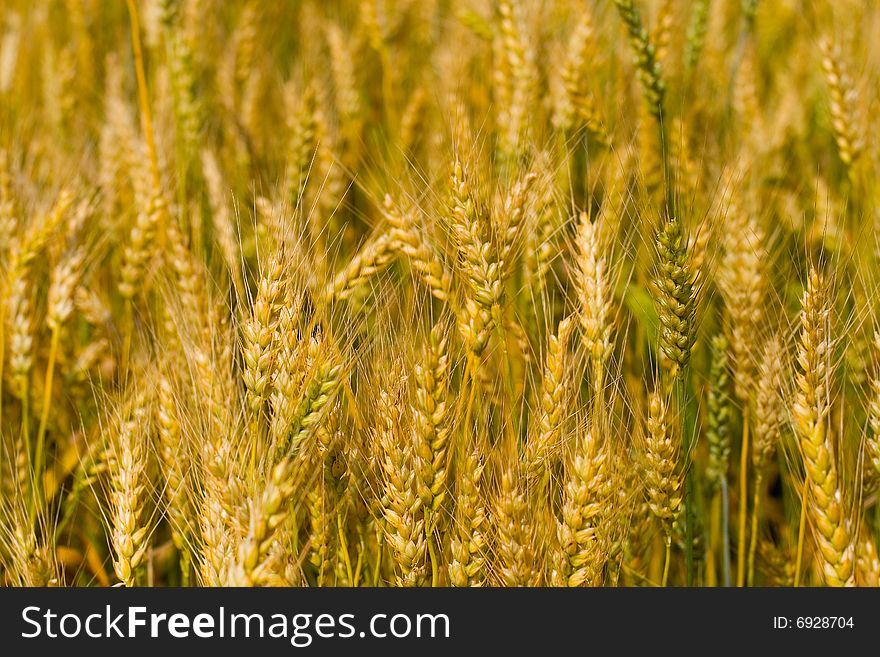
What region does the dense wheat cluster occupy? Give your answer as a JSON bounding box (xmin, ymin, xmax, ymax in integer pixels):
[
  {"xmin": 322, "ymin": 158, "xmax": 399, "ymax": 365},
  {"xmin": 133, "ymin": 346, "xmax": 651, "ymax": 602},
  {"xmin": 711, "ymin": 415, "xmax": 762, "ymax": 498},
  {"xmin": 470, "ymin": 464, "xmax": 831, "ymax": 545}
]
[{"xmin": 1, "ymin": 0, "xmax": 879, "ymax": 588}]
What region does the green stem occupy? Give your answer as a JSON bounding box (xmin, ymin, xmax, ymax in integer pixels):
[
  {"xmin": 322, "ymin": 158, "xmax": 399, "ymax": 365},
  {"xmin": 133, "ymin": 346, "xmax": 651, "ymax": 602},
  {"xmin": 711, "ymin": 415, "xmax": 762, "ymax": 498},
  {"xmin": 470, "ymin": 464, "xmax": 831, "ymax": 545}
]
[
  {"xmin": 720, "ymin": 476, "xmax": 731, "ymax": 587},
  {"xmin": 736, "ymin": 406, "xmax": 750, "ymax": 586},
  {"xmin": 661, "ymin": 537, "xmax": 671, "ymax": 587},
  {"xmin": 427, "ymin": 518, "xmax": 439, "ymax": 588},
  {"xmin": 707, "ymin": 491, "xmax": 719, "ymax": 586},
  {"xmin": 747, "ymin": 472, "xmax": 762, "ymax": 586},
  {"xmin": 674, "ymin": 377, "xmax": 695, "ymax": 586},
  {"xmin": 337, "ymin": 510, "xmax": 353, "ymax": 586}
]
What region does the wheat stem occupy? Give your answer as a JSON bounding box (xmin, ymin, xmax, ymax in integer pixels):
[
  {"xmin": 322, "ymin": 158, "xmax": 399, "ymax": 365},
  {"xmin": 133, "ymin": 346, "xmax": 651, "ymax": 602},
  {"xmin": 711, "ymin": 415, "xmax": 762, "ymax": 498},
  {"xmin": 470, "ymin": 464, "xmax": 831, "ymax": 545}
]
[
  {"xmin": 736, "ymin": 405, "xmax": 749, "ymax": 586},
  {"xmin": 746, "ymin": 472, "xmax": 762, "ymax": 586},
  {"xmin": 676, "ymin": 379, "xmax": 696, "ymax": 587},
  {"xmin": 337, "ymin": 511, "xmax": 353, "ymax": 586},
  {"xmin": 33, "ymin": 325, "xmax": 60, "ymax": 505},
  {"xmin": 661, "ymin": 539, "xmax": 671, "ymax": 587},
  {"xmin": 720, "ymin": 477, "xmax": 731, "ymax": 587},
  {"xmin": 125, "ymin": 0, "xmax": 163, "ymax": 246}
]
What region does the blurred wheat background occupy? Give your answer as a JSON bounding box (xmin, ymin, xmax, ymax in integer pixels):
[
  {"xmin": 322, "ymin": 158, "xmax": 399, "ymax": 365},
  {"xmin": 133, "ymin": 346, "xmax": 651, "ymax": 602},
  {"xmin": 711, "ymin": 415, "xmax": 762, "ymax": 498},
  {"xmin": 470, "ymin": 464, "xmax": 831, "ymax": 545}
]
[{"xmin": 1, "ymin": 0, "xmax": 879, "ymax": 587}]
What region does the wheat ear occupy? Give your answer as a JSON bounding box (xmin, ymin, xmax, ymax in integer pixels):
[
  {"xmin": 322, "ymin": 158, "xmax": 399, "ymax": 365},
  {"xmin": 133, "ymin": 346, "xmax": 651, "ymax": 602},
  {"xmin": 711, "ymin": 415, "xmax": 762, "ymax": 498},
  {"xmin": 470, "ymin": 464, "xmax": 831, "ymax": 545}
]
[
  {"xmin": 494, "ymin": 466, "xmax": 539, "ymax": 586},
  {"xmin": 792, "ymin": 269, "xmax": 854, "ymax": 586},
  {"xmin": 377, "ymin": 377, "xmax": 428, "ymax": 587},
  {"xmin": 448, "ymin": 447, "xmax": 488, "ymax": 586},
  {"xmin": 109, "ymin": 398, "xmax": 150, "ymax": 587},
  {"xmin": 526, "ymin": 316, "xmax": 574, "ymax": 476},
  {"xmin": 644, "ymin": 391, "xmax": 682, "ymax": 585},
  {"xmin": 413, "ymin": 322, "xmax": 451, "ymax": 515},
  {"xmin": 554, "ymin": 427, "xmax": 609, "ymax": 586}
]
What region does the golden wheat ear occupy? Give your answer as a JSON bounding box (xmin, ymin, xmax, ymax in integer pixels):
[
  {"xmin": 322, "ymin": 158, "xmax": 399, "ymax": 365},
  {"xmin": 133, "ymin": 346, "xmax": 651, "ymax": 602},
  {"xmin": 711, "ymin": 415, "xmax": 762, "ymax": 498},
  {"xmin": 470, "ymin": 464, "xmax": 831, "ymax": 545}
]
[{"xmin": 792, "ymin": 269, "xmax": 855, "ymax": 587}]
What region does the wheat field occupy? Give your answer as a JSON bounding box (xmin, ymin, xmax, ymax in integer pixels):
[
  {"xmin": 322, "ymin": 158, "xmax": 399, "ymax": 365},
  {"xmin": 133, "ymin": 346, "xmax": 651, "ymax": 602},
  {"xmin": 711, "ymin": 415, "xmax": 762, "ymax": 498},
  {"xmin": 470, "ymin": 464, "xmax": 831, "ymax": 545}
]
[{"xmin": 0, "ymin": 0, "xmax": 878, "ymax": 588}]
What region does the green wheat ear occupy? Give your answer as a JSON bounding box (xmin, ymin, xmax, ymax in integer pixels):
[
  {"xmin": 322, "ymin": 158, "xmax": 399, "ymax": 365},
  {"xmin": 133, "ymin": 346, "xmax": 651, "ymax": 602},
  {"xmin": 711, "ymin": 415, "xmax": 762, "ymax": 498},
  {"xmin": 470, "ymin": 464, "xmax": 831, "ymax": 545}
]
[{"xmin": 654, "ymin": 214, "xmax": 696, "ymax": 381}]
